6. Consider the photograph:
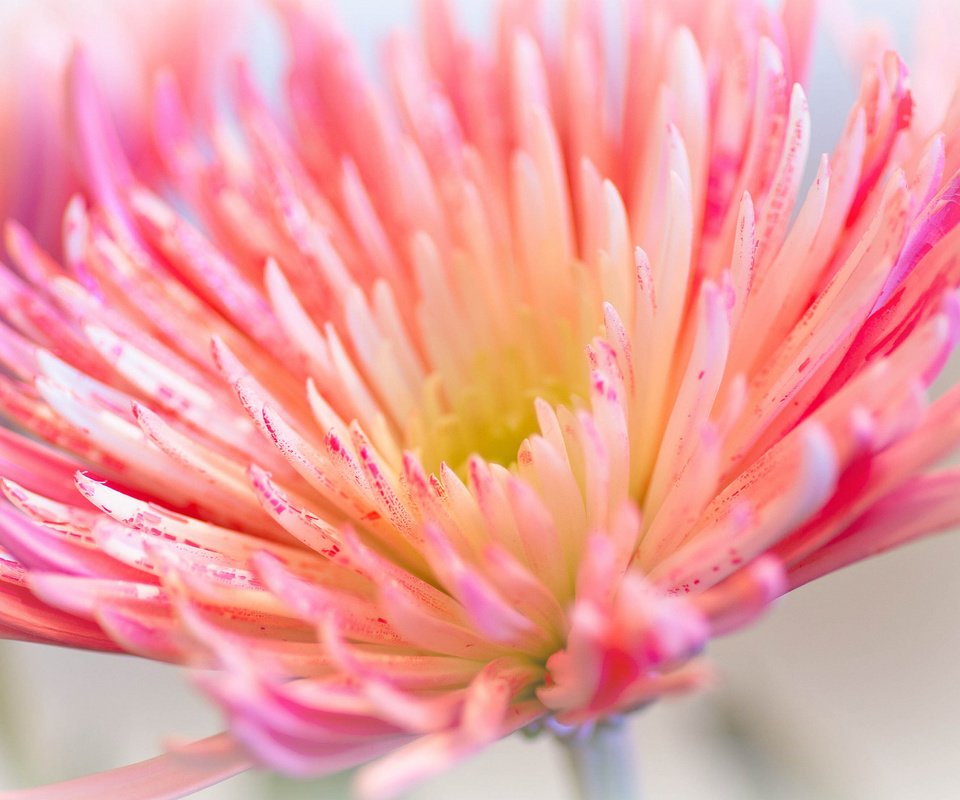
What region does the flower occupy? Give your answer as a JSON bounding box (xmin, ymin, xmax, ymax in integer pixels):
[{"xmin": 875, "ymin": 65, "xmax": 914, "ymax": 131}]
[
  {"xmin": 0, "ymin": 0, "xmax": 251, "ymax": 257},
  {"xmin": 1, "ymin": 0, "xmax": 959, "ymax": 798}
]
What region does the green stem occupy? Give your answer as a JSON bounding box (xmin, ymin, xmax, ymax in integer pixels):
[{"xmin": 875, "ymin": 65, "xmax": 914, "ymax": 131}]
[{"xmin": 559, "ymin": 717, "xmax": 639, "ymax": 800}]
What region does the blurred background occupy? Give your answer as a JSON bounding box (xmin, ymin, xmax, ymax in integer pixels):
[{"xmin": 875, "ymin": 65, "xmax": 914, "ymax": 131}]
[{"xmin": 0, "ymin": 1, "xmax": 958, "ymax": 798}]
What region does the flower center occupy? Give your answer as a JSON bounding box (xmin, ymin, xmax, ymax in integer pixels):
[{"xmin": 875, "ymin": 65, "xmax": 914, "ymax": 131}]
[
  {"xmin": 414, "ymin": 344, "xmax": 577, "ymax": 474},
  {"xmin": 382, "ymin": 230, "xmax": 598, "ymax": 475}
]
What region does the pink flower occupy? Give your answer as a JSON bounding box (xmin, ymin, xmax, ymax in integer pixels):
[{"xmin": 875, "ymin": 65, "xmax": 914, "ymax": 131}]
[
  {"xmin": 0, "ymin": 0, "xmax": 251, "ymax": 255},
  {"xmin": 1, "ymin": 0, "xmax": 959, "ymax": 797}
]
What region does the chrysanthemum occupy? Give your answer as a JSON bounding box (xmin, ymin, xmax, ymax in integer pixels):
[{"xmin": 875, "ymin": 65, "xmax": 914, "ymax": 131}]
[{"xmin": 1, "ymin": 0, "xmax": 959, "ymax": 797}]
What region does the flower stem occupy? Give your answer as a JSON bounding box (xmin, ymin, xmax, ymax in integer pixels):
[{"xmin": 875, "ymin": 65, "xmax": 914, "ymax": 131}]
[{"xmin": 559, "ymin": 717, "xmax": 639, "ymax": 800}]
